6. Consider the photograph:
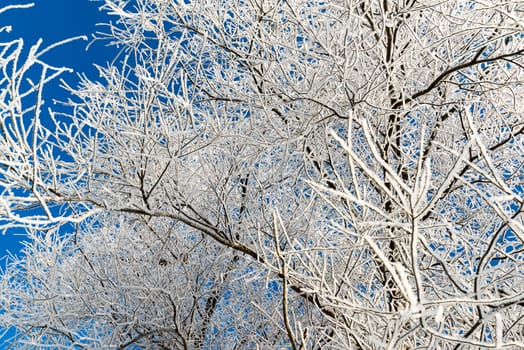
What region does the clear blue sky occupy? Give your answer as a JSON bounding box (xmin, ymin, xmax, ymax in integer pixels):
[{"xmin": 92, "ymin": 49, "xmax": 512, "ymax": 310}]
[{"xmin": 1, "ymin": 1, "xmax": 115, "ymax": 260}]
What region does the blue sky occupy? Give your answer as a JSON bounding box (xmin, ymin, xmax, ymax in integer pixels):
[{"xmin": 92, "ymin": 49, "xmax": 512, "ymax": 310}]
[{"xmin": 1, "ymin": 1, "xmax": 115, "ymax": 260}]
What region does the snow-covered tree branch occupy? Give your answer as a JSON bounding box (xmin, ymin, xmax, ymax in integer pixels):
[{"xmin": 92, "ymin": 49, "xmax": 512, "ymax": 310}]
[{"xmin": 1, "ymin": 0, "xmax": 523, "ymax": 348}]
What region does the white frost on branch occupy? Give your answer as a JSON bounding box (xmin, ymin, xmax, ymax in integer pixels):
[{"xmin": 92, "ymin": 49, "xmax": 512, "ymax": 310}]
[{"xmin": 1, "ymin": 0, "xmax": 523, "ymax": 348}]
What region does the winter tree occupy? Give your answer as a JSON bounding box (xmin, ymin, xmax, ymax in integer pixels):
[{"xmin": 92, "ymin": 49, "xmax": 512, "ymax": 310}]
[{"xmin": 1, "ymin": 0, "xmax": 523, "ymax": 348}]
